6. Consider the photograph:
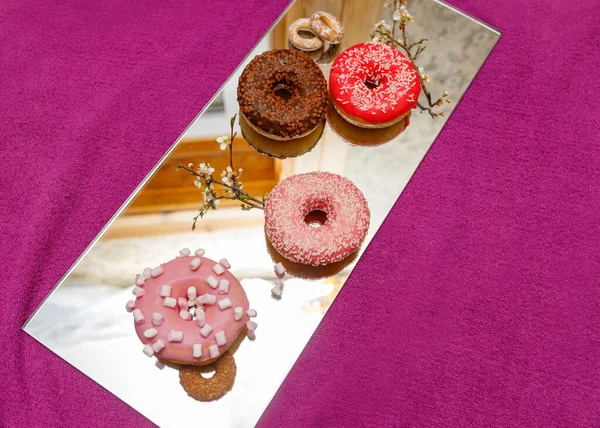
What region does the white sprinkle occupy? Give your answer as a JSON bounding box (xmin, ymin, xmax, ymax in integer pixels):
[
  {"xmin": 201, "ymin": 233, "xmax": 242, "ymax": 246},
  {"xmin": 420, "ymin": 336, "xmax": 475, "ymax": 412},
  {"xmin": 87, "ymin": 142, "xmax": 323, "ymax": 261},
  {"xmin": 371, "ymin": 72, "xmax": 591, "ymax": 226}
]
[
  {"xmin": 133, "ymin": 309, "xmax": 144, "ymax": 324},
  {"xmin": 209, "ymin": 344, "xmax": 220, "ymax": 359},
  {"xmin": 159, "ymin": 285, "xmax": 172, "ymax": 297},
  {"xmin": 247, "ymin": 330, "xmax": 256, "ymax": 341},
  {"xmin": 179, "ymin": 248, "xmax": 191, "ymax": 257},
  {"xmin": 144, "ymin": 328, "xmax": 158, "ymax": 339},
  {"xmin": 163, "ymin": 297, "xmax": 177, "ymax": 308},
  {"xmin": 218, "ymin": 279, "xmax": 230, "ymax": 294},
  {"xmin": 247, "ymin": 309, "xmax": 257, "ymax": 318},
  {"xmin": 152, "ymin": 313, "xmax": 163, "ymax": 326},
  {"xmin": 155, "ymin": 359, "xmax": 165, "ymax": 369},
  {"xmin": 143, "ymin": 344, "xmax": 154, "ymax": 357},
  {"xmin": 212, "ymin": 264, "xmax": 225, "ymax": 275},
  {"xmin": 187, "ymin": 286, "xmax": 197, "ymax": 300},
  {"xmin": 125, "ymin": 300, "xmax": 135, "ymax": 313},
  {"xmin": 218, "ymin": 298, "xmax": 232, "ymax": 310},
  {"xmin": 215, "ymin": 331, "xmax": 227, "ymax": 346},
  {"xmin": 180, "ymin": 310, "xmax": 192, "ymax": 320},
  {"xmin": 199, "ymin": 294, "xmax": 216, "ymax": 305},
  {"xmin": 168, "ymin": 330, "xmax": 183, "ymax": 342},
  {"xmin": 271, "ymin": 287, "xmax": 282, "ymax": 299},
  {"xmin": 206, "ymin": 276, "xmax": 218, "ymax": 288},
  {"xmin": 196, "ymin": 309, "xmax": 206, "ymax": 327},
  {"xmin": 152, "ymin": 339, "xmax": 165, "ymax": 353},
  {"xmin": 135, "ymin": 274, "xmax": 145, "ymax": 286},
  {"xmin": 234, "ymin": 307, "xmax": 244, "ymax": 321},
  {"xmin": 190, "ymin": 257, "xmax": 201, "ymax": 271},
  {"xmin": 151, "ymin": 266, "xmax": 164, "ymax": 277},
  {"xmin": 246, "ymin": 321, "xmax": 257, "ymax": 331},
  {"xmin": 194, "ymin": 248, "xmax": 206, "ymax": 257},
  {"xmin": 142, "ymin": 267, "xmax": 152, "ymax": 279},
  {"xmin": 132, "ymin": 287, "xmax": 145, "ymax": 297},
  {"xmin": 219, "ymin": 258, "xmax": 231, "ymax": 269},
  {"xmin": 200, "ymin": 324, "xmax": 213, "ymax": 337},
  {"xmin": 193, "ymin": 344, "xmax": 203, "ymax": 358}
]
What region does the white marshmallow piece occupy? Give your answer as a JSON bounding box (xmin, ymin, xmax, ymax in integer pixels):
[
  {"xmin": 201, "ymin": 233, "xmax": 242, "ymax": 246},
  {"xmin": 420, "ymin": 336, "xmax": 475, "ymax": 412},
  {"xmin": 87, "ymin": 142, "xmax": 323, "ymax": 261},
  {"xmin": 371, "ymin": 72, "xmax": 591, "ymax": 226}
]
[
  {"xmin": 271, "ymin": 287, "xmax": 282, "ymax": 299},
  {"xmin": 200, "ymin": 294, "xmax": 216, "ymax": 305},
  {"xmin": 206, "ymin": 276, "xmax": 218, "ymax": 288},
  {"xmin": 188, "ymin": 299, "xmax": 196, "ymax": 308},
  {"xmin": 215, "ymin": 331, "xmax": 227, "ymax": 346},
  {"xmin": 144, "ymin": 328, "xmax": 158, "ymax": 339},
  {"xmin": 180, "ymin": 310, "xmax": 192, "ymax": 321},
  {"xmin": 179, "ymin": 247, "xmax": 191, "ymax": 257},
  {"xmin": 132, "ymin": 287, "xmax": 145, "ymax": 297},
  {"xmin": 155, "ymin": 359, "xmax": 165, "ymax": 370},
  {"xmin": 133, "ymin": 309, "xmax": 144, "ymax": 324},
  {"xmin": 196, "ymin": 309, "xmax": 206, "ymax": 327},
  {"xmin": 247, "ymin": 330, "xmax": 256, "ymax": 341},
  {"xmin": 187, "ymin": 286, "xmax": 197, "ymax": 300},
  {"xmin": 274, "ymin": 280, "xmax": 284, "ymax": 290},
  {"xmin": 234, "ymin": 307, "xmax": 243, "ymax": 321},
  {"xmin": 209, "ymin": 344, "xmax": 220, "ymax": 359},
  {"xmin": 218, "ymin": 279, "xmax": 230, "ymax": 294},
  {"xmin": 246, "ymin": 321, "xmax": 257, "ymax": 331},
  {"xmin": 151, "ymin": 265, "xmax": 164, "ymax": 278},
  {"xmin": 142, "ymin": 267, "xmax": 152, "ymax": 279},
  {"xmin": 189, "ymin": 257, "xmax": 201, "ymax": 271},
  {"xmin": 159, "ymin": 284, "xmax": 172, "ymax": 297},
  {"xmin": 200, "ymin": 323, "xmax": 213, "ymax": 338},
  {"xmin": 135, "ymin": 274, "xmax": 145, "ymax": 286},
  {"xmin": 193, "ymin": 344, "xmax": 203, "ymax": 358},
  {"xmin": 125, "ymin": 300, "xmax": 135, "ymax": 313},
  {"xmin": 194, "ymin": 248, "xmax": 205, "ymax": 257},
  {"xmin": 212, "ymin": 264, "xmax": 225, "ymax": 275},
  {"xmin": 152, "ymin": 312, "xmax": 163, "ymax": 326},
  {"xmin": 274, "ymin": 262, "xmax": 286, "ymax": 279},
  {"xmin": 219, "ymin": 258, "xmax": 231, "ymax": 269},
  {"xmin": 143, "ymin": 344, "xmax": 154, "ymax": 357},
  {"xmin": 247, "ymin": 309, "xmax": 257, "ymax": 318},
  {"xmin": 168, "ymin": 330, "xmax": 183, "ymax": 342},
  {"xmin": 152, "ymin": 339, "xmax": 165, "ymax": 353},
  {"xmin": 218, "ymin": 298, "xmax": 232, "ymax": 310},
  {"xmin": 163, "ymin": 297, "xmax": 177, "ymax": 308},
  {"xmin": 178, "ymin": 297, "xmax": 188, "ymax": 309}
]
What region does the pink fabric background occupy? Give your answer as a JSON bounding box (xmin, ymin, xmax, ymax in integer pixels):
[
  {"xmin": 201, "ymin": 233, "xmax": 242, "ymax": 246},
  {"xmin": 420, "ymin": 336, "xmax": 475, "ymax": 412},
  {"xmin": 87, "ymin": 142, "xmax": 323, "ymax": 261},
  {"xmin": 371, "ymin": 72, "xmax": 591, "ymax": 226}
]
[{"xmin": 2, "ymin": 0, "xmax": 599, "ymax": 426}]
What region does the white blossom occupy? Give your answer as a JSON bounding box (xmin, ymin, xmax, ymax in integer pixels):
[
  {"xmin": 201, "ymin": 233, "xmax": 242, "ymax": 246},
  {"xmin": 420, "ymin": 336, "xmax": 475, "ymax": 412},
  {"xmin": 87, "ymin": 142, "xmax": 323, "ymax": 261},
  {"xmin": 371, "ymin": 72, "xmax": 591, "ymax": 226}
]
[
  {"xmin": 372, "ymin": 36, "xmax": 380, "ymax": 43},
  {"xmin": 197, "ymin": 163, "xmax": 214, "ymax": 177},
  {"xmin": 393, "ymin": 10, "xmax": 401, "ymax": 21}
]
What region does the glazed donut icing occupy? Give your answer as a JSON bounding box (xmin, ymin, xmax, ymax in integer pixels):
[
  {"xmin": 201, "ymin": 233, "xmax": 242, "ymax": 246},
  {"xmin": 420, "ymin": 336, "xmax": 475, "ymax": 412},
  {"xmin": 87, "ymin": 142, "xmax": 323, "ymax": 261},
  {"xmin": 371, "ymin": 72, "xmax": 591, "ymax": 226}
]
[
  {"xmin": 310, "ymin": 11, "xmax": 344, "ymax": 44},
  {"xmin": 288, "ymin": 18, "xmax": 324, "ymax": 51},
  {"xmin": 330, "ymin": 42, "xmax": 420, "ymax": 126},
  {"xmin": 131, "ymin": 253, "xmax": 250, "ymax": 365},
  {"xmin": 264, "ymin": 171, "xmax": 370, "ymax": 266}
]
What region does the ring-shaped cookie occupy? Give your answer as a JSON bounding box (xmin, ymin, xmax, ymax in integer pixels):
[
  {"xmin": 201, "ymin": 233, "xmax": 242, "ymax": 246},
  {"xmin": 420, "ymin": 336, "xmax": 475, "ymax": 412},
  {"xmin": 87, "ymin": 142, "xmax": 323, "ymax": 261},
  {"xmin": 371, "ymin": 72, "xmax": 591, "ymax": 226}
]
[
  {"xmin": 179, "ymin": 351, "xmax": 237, "ymax": 402},
  {"xmin": 288, "ymin": 18, "xmax": 324, "ymax": 51}
]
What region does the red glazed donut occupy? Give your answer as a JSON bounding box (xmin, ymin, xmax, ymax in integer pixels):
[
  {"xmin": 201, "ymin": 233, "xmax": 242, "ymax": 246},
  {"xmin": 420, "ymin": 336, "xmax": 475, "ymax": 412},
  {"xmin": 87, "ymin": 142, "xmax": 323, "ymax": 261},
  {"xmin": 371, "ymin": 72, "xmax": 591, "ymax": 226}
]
[
  {"xmin": 264, "ymin": 172, "xmax": 370, "ymax": 266},
  {"xmin": 128, "ymin": 251, "xmax": 256, "ymax": 366},
  {"xmin": 329, "ymin": 42, "xmax": 421, "ymax": 128}
]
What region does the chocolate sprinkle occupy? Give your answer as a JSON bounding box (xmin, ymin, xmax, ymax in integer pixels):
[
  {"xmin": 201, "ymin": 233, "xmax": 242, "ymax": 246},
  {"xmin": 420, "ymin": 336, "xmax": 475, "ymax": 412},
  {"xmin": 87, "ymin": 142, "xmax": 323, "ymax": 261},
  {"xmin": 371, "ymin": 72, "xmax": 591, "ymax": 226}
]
[{"xmin": 237, "ymin": 49, "xmax": 328, "ymax": 139}]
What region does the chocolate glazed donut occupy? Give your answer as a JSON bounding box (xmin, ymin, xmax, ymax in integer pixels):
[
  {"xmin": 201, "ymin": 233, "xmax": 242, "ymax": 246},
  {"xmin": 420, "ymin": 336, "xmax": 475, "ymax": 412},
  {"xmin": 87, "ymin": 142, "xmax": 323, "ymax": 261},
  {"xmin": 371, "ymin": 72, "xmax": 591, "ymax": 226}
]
[{"xmin": 237, "ymin": 49, "xmax": 328, "ymax": 140}]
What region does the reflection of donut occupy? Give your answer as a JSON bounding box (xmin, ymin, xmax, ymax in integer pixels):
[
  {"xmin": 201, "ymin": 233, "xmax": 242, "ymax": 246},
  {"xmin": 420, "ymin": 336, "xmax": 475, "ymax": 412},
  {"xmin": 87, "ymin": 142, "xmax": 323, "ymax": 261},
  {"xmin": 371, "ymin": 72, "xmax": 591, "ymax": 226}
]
[
  {"xmin": 131, "ymin": 253, "xmax": 251, "ymax": 366},
  {"xmin": 326, "ymin": 98, "xmax": 411, "ymax": 147},
  {"xmin": 265, "ymin": 228, "xmax": 359, "ymax": 280},
  {"xmin": 264, "ymin": 172, "xmax": 370, "ymax": 266},
  {"xmin": 239, "ymin": 111, "xmax": 324, "ymax": 159},
  {"xmin": 179, "ymin": 351, "xmax": 237, "ymax": 402},
  {"xmin": 310, "ymin": 12, "xmax": 344, "ymax": 44},
  {"xmin": 330, "ymin": 42, "xmax": 420, "ymax": 128},
  {"xmin": 237, "ymin": 49, "xmax": 328, "ymax": 141},
  {"xmin": 288, "ymin": 18, "xmax": 323, "ymax": 51}
]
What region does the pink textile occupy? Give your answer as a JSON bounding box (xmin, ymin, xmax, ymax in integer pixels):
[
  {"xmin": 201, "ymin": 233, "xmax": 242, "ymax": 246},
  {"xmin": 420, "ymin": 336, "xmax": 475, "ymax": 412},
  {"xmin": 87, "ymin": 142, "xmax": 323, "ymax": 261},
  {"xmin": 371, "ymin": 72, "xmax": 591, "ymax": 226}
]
[{"xmin": 1, "ymin": 0, "xmax": 600, "ymax": 427}]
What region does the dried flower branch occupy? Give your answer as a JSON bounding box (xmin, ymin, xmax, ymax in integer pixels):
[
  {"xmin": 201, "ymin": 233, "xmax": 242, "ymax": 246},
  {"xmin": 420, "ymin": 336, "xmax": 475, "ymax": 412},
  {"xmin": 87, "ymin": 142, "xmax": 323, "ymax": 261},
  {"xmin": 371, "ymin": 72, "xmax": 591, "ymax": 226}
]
[
  {"xmin": 176, "ymin": 114, "xmax": 265, "ymax": 230},
  {"xmin": 372, "ymin": 0, "xmax": 451, "ymax": 118}
]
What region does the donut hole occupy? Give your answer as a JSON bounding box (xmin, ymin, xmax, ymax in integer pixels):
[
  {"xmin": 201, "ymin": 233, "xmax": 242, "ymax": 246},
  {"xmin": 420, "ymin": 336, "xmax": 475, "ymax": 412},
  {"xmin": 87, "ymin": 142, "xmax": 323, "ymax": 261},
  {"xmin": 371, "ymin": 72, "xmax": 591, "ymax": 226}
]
[
  {"xmin": 304, "ymin": 210, "xmax": 328, "ymax": 228},
  {"xmin": 273, "ymin": 82, "xmax": 293, "ymax": 101},
  {"xmin": 364, "ymin": 78, "xmax": 380, "ymax": 90},
  {"xmin": 200, "ymin": 368, "xmax": 216, "ymax": 379}
]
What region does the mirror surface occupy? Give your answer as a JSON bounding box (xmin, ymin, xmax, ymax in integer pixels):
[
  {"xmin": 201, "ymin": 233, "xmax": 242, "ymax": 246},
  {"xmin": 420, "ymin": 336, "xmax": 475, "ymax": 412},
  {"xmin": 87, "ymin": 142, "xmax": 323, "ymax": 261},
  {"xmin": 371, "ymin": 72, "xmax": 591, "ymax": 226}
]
[{"xmin": 24, "ymin": 1, "xmax": 499, "ymax": 426}]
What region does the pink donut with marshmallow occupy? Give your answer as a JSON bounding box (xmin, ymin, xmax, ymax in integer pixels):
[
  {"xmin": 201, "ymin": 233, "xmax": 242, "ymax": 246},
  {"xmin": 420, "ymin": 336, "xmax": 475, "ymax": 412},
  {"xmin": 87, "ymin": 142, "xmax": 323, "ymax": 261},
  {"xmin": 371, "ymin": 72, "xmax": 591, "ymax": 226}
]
[
  {"xmin": 265, "ymin": 171, "xmax": 370, "ymax": 266},
  {"xmin": 131, "ymin": 252, "xmax": 250, "ymax": 365}
]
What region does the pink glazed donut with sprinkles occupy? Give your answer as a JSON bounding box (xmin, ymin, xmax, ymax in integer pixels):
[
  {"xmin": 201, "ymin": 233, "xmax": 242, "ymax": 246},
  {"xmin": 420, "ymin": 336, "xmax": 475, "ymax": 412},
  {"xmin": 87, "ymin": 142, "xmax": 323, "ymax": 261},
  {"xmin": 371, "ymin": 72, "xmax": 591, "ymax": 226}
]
[
  {"xmin": 264, "ymin": 171, "xmax": 370, "ymax": 266},
  {"xmin": 127, "ymin": 249, "xmax": 256, "ymax": 366},
  {"xmin": 330, "ymin": 42, "xmax": 421, "ymax": 129}
]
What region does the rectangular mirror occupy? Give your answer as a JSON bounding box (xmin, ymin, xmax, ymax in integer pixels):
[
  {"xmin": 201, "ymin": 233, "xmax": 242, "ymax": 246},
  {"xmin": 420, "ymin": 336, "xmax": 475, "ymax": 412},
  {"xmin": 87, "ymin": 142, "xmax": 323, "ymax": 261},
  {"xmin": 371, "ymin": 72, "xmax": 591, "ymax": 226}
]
[{"xmin": 24, "ymin": 1, "xmax": 500, "ymax": 426}]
